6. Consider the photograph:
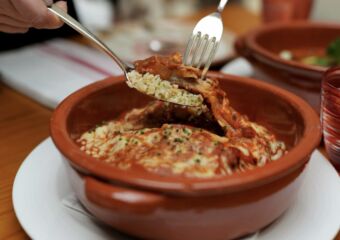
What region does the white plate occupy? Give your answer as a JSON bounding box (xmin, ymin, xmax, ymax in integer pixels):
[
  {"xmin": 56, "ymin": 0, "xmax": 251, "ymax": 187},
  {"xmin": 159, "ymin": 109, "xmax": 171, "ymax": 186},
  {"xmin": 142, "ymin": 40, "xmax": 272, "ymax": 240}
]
[{"xmin": 13, "ymin": 138, "xmax": 340, "ymax": 240}]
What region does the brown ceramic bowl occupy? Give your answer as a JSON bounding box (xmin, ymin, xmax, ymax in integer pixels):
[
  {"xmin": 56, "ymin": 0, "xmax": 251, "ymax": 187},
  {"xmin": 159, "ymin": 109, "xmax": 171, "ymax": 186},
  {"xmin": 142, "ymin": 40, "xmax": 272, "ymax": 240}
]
[
  {"xmin": 235, "ymin": 21, "xmax": 340, "ymax": 113},
  {"xmin": 50, "ymin": 73, "xmax": 321, "ymax": 240}
]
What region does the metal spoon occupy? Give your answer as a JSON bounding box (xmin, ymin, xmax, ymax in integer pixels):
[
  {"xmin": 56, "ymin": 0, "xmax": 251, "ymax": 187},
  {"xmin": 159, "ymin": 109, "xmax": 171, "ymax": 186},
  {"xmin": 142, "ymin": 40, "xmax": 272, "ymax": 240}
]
[
  {"xmin": 47, "ymin": 4, "xmax": 201, "ymax": 107},
  {"xmin": 47, "ymin": 4, "xmax": 133, "ymax": 73}
]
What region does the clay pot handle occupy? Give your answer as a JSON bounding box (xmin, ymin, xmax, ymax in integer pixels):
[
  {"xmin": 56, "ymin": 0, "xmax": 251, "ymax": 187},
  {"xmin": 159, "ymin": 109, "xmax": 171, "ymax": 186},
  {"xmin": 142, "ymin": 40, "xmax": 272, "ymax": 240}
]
[
  {"xmin": 84, "ymin": 176, "xmax": 166, "ymax": 213},
  {"xmin": 234, "ymin": 35, "xmax": 251, "ymax": 58}
]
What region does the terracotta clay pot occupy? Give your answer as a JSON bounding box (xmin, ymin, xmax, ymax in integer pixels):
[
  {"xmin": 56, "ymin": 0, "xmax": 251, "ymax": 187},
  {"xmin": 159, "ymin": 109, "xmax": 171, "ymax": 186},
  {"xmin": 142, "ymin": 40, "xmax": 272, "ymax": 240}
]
[
  {"xmin": 50, "ymin": 73, "xmax": 321, "ymax": 240},
  {"xmin": 235, "ymin": 21, "xmax": 340, "ymax": 113}
]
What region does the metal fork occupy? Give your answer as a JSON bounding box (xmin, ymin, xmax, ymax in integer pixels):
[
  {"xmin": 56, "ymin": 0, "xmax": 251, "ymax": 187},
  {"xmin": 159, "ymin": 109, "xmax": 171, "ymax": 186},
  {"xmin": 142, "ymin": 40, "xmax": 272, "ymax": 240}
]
[
  {"xmin": 183, "ymin": 0, "xmax": 229, "ymax": 79},
  {"xmin": 46, "ymin": 3, "xmax": 200, "ymax": 107}
]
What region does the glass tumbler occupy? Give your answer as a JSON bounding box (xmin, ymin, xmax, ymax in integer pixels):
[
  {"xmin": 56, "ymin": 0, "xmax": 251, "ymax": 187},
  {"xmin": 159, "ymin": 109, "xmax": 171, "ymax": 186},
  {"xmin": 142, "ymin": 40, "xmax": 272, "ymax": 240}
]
[
  {"xmin": 262, "ymin": 0, "xmax": 313, "ymax": 23},
  {"xmin": 321, "ymin": 67, "xmax": 340, "ymax": 171}
]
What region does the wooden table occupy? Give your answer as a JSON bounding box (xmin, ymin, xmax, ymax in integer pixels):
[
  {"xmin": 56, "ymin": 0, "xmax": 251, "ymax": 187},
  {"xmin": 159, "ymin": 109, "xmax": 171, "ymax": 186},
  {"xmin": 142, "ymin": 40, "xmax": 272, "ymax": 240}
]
[{"xmin": 0, "ymin": 4, "xmax": 338, "ymax": 240}]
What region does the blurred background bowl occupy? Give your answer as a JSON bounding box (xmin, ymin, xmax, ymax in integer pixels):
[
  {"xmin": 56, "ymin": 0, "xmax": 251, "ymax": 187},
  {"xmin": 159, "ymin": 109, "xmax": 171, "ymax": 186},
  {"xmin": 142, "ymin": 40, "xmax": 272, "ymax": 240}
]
[{"xmin": 235, "ymin": 21, "xmax": 340, "ymax": 113}]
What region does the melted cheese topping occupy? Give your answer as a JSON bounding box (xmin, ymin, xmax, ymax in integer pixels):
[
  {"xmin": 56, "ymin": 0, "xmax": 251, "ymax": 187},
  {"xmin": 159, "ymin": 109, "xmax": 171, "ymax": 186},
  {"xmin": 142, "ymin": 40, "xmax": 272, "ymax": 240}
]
[{"xmin": 77, "ymin": 122, "xmax": 286, "ymax": 178}]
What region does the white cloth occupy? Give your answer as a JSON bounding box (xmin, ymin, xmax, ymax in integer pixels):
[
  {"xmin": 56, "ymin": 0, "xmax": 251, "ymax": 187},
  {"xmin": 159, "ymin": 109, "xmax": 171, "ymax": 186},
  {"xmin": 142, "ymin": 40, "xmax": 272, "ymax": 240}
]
[{"xmin": 0, "ymin": 39, "xmax": 123, "ymax": 108}]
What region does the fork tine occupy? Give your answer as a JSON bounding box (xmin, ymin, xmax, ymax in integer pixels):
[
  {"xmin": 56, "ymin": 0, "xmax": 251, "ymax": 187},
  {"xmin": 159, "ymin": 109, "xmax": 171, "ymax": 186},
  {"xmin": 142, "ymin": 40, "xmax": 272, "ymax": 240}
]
[
  {"xmin": 201, "ymin": 39, "xmax": 219, "ymax": 79},
  {"xmin": 183, "ymin": 34, "xmax": 195, "ymax": 65},
  {"xmin": 187, "ymin": 32, "xmax": 201, "ymax": 66},
  {"xmin": 183, "ymin": 32, "xmax": 200, "ymax": 66},
  {"xmin": 196, "ymin": 34, "xmax": 210, "ymax": 69},
  {"xmin": 193, "ymin": 34, "xmax": 209, "ymax": 68},
  {"xmin": 190, "ymin": 33, "xmax": 204, "ymax": 67}
]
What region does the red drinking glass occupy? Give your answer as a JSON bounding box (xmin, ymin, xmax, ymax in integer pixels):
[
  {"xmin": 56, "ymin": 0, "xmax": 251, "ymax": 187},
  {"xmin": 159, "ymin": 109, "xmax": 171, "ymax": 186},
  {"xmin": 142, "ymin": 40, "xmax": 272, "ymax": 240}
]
[
  {"xmin": 262, "ymin": 0, "xmax": 313, "ymax": 23},
  {"xmin": 322, "ymin": 67, "xmax": 340, "ymax": 171}
]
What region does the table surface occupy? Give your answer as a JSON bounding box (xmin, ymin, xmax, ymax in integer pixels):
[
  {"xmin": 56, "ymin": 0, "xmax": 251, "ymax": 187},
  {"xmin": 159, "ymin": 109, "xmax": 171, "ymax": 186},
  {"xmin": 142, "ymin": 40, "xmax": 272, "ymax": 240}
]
[{"xmin": 0, "ymin": 4, "xmax": 338, "ymax": 240}]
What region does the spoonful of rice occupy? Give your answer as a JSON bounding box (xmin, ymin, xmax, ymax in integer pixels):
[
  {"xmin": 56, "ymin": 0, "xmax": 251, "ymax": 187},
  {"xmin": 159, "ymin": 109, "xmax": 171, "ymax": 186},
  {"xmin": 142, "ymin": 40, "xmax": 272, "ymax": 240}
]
[{"xmin": 47, "ymin": 3, "xmax": 204, "ymax": 107}]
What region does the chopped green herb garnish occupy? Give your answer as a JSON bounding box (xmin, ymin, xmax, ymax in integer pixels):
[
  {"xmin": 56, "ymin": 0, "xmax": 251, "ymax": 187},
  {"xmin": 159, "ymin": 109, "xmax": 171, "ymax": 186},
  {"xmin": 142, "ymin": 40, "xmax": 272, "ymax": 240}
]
[
  {"xmin": 327, "ymin": 37, "xmax": 340, "ymax": 64},
  {"xmin": 183, "ymin": 128, "xmax": 190, "ymax": 135}
]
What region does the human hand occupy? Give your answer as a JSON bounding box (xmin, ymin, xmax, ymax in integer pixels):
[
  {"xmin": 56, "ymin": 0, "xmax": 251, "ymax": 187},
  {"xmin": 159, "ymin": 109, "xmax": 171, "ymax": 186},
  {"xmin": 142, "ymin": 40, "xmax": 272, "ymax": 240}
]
[{"xmin": 0, "ymin": 0, "xmax": 67, "ymax": 33}]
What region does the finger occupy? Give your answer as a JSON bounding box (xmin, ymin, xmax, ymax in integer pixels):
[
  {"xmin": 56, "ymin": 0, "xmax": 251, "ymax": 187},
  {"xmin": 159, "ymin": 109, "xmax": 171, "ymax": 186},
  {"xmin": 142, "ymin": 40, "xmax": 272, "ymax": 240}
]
[
  {"xmin": 0, "ymin": 23, "xmax": 29, "ymax": 33},
  {"xmin": 33, "ymin": 1, "xmax": 67, "ymax": 29},
  {"xmin": 0, "ymin": 0, "xmax": 20, "ymax": 18},
  {"xmin": 0, "ymin": 14, "xmax": 31, "ymax": 28},
  {"xmin": 36, "ymin": 1, "xmax": 67, "ymax": 29},
  {"xmin": 55, "ymin": 1, "xmax": 67, "ymax": 12},
  {"xmin": 11, "ymin": 0, "xmax": 66, "ymax": 29}
]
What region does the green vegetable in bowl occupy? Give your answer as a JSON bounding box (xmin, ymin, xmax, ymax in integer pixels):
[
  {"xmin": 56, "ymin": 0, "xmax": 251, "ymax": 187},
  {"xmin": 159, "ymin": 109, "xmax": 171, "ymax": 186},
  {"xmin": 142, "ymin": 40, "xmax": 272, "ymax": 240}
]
[
  {"xmin": 300, "ymin": 55, "xmax": 334, "ymax": 67},
  {"xmin": 279, "ymin": 37, "xmax": 340, "ymax": 67},
  {"xmin": 327, "ymin": 38, "xmax": 340, "ymax": 64},
  {"xmin": 301, "ymin": 37, "xmax": 340, "ymax": 67}
]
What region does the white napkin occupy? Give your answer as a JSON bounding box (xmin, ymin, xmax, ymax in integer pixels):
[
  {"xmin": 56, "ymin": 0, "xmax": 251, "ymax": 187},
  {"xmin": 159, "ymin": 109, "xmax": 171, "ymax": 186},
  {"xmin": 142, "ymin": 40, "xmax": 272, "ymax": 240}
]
[
  {"xmin": 0, "ymin": 38, "xmax": 123, "ymax": 108},
  {"xmin": 220, "ymin": 57, "xmax": 254, "ymax": 77},
  {"xmin": 0, "ymin": 38, "xmax": 249, "ymax": 110}
]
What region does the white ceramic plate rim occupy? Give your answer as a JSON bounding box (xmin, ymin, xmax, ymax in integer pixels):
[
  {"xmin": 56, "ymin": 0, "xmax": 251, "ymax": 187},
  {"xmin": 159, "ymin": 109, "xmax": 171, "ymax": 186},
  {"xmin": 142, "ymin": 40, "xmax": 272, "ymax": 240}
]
[{"xmin": 12, "ymin": 138, "xmax": 340, "ymax": 240}]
